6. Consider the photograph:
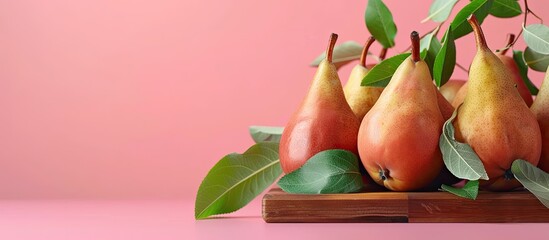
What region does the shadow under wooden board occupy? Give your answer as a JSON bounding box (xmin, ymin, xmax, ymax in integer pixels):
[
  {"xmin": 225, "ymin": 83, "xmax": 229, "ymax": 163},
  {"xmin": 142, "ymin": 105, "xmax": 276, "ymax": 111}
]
[{"xmin": 262, "ymin": 188, "xmax": 549, "ymax": 223}]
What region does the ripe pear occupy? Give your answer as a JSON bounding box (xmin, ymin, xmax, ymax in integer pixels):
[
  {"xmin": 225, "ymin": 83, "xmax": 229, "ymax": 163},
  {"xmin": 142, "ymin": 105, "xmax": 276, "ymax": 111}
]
[
  {"xmin": 279, "ymin": 33, "xmax": 361, "ymax": 173},
  {"xmin": 531, "ymin": 67, "xmax": 549, "ymax": 173},
  {"xmin": 357, "ymin": 32, "xmax": 444, "ymax": 191},
  {"xmin": 343, "ymin": 36, "xmax": 384, "ymax": 121},
  {"xmin": 453, "ymin": 16, "xmax": 541, "ymax": 191},
  {"xmin": 440, "ymin": 80, "xmax": 466, "ymax": 103}
]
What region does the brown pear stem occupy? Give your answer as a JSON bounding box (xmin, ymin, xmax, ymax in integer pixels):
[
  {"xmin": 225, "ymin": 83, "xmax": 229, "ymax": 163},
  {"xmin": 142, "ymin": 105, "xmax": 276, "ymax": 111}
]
[
  {"xmin": 326, "ymin": 33, "xmax": 338, "ymax": 63},
  {"xmin": 467, "ymin": 15, "xmax": 488, "ymax": 50},
  {"xmin": 499, "ymin": 33, "xmax": 515, "ymax": 55},
  {"xmin": 411, "ymin": 31, "xmax": 420, "ymax": 62},
  {"xmin": 379, "ymin": 48, "xmax": 388, "ymax": 60},
  {"xmin": 360, "ymin": 36, "xmax": 376, "ymax": 67}
]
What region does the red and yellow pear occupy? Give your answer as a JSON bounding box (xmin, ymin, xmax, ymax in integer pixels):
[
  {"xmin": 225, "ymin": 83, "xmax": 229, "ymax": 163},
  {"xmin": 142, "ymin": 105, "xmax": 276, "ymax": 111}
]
[
  {"xmin": 279, "ymin": 33, "xmax": 361, "ymax": 173},
  {"xmin": 531, "ymin": 67, "xmax": 549, "ymax": 173},
  {"xmin": 453, "ymin": 16, "xmax": 541, "ymax": 191},
  {"xmin": 343, "ymin": 36, "xmax": 384, "ymax": 121},
  {"xmin": 357, "ymin": 31, "xmax": 444, "ymax": 191}
]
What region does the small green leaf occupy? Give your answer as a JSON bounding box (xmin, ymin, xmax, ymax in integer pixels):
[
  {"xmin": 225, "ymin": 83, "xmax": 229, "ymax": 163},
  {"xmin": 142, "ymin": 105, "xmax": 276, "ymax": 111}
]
[
  {"xmin": 422, "ymin": 0, "xmax": 459, "ymax": 23},
  {"xmin": 361, "ymin": 53, "xmax": 411, "ymax": 87},
  {"xmin": 420, "ymin": 33, "xmax": 442, "ymax": 77},
  {"xmin": 450, "ymin": 0, "xmax": 494, "ymax": 39},
  {"xmin": 524, "ymin": 47, "xmax": 549, "ymax": 72},
  {"xmin": 489, "ymin": 0, "xmax": 522, "ymax": 18},
  {"xmin": 277, "ymin": 149, "xmax": 363, "ymax": 194},
  {"xmin": 249, "ymin": 126, "xmax": 284, "ymax": 143},
  {"xmin": 310, "ymin": 41, "xmax": 366, "ymax": 67},
  {"xmin": 439, "ymin": 109, "xmax": 489, "ymax": 180},
  {"xmin": 513, "ymin": 50, "xmax": 539, "ymax": 95},
  {"xmin": 433, "ymin": 27, "xmax": 456, "ymax": 87},
  {"xmin": 365, "ymin": 0, "xmax": 397, "ymax": 48},
  {"xmin": 523, "ymin": 24, "xmax": 549, "ymax": 55},
  {"xmin": 195, "ymin": 142, "xmax": 282, "ymax": 219},
  {"xmin": 441, "ymin": 180, "xmax": 480, "ymax": 200},
  {"xmin": 511, "ymin": 159, "xmax": 549, "ymax": 208}
]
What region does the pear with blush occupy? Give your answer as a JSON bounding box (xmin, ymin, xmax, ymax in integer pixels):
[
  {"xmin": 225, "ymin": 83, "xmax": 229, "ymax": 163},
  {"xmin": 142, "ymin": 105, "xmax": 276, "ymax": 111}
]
[
  {"xmin": 453, "ymin": 16, "xmax": 541, "ymax": 191},
  {"xmin": 279, "ymin": 34, "xmax": 361, "ymax": 173}
]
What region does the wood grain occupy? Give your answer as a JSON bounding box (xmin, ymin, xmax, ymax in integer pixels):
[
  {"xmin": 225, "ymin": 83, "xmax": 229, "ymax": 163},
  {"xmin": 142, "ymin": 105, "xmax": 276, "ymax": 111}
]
[{"xmin": 262, "ymin": 188, "xmax": 549, "ymax": 223}]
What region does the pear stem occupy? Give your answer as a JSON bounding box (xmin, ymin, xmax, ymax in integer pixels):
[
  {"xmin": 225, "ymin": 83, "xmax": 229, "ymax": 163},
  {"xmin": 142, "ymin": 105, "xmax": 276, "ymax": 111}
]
[
  {"xmin": 467, "ymin": 15, "xmax": 488, "ymax": 50},
  {"xmin": 379, "ymin": 47, "xmax": 388, "ymax": 60},
  {"xmin": 411, "ymin": 31, "xmax": 420, "ymax": 62},
  {"xmin": 360, "ymin": 36, "xmax": 376, "ymax": 67},
  {"xmin": 326, "ymin": 33, "xmax": 338, "ymax": 63},
  {"xmin": 500, "ymin": 33, "xmax": 515, "ymax": 55}
]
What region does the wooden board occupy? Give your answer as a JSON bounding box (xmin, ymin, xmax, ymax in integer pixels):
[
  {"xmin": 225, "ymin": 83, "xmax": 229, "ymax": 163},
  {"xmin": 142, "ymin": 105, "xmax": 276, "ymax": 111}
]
[{"xmin": 262, "ymin": 188, "xmax": 549, "ymax": 223}]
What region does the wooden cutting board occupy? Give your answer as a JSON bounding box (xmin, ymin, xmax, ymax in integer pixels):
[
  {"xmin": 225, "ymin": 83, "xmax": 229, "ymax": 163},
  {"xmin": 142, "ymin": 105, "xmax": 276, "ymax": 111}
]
[{"xmin": 262, "ymin": 188, "xmax": 549, "ymax": 223}]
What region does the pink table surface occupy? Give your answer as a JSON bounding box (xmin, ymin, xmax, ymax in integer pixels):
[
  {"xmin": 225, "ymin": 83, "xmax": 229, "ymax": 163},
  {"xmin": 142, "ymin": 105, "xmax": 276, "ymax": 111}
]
[{"xmin": 0, "ymin": 197, "xmax": 547, "ymax": 240}]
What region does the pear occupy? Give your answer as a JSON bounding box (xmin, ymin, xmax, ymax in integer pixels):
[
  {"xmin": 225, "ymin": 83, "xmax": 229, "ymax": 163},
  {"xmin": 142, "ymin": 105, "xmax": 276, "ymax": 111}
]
[
  {"xmin": 343, "ymin": 36, "xmax": 384, "ymax": 121},
  {"xmin": 531, "ymin": 67, "xmax": 549, "ymax": 173},
  {"xmin": 357, "ymin": 31, "xmax": 444, "ymax": 191},
  {"xmin": 279, "ymin": 33, "xmax": 361, "ymax": 174},
  {"xmin": 453, "ymin": 16, "xmax": 541, "ymax": 191},
  {"xmin": 440, "ymin": 80, "xmax": 466, "ymax": 103}
]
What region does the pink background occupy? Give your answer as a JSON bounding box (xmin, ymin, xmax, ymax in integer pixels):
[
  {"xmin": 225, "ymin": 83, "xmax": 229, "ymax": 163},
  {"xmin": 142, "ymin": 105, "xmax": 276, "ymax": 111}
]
[{"xmin": 0, "ymin": 0, "xmax": 547, "ymax": 200}]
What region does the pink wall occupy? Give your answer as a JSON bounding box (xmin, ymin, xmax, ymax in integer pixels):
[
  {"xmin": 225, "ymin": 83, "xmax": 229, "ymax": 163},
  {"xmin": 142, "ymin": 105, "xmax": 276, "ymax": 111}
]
[{"xmin": 0, "ymin": 0, "xmax": 546, "ymax": 199}]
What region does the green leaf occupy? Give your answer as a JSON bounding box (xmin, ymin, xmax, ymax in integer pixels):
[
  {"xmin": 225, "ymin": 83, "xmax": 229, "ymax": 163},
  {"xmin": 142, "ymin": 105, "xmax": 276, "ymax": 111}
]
[
  {"xmin": 524, "ymin": 47, "xmax": 549, "ymax": 72},
  {"xmin": 513, "ymin": 50, "xmax": 539, "ymax": 95},
  {"xmin": 249, "ymin": 126, "xmax": 284, "ymax": 143},
  {"xmin": 365, "ymin": 0, "xmax": 397, "ymax": 48},
  {"xmin": 310, "ymin": 41, "xmax": 366, "ymax": 67},
  {"xmin": 450, "ymin": 0, "xmax": 494, "ymax": 39},
  {"xmin": 511, "ymin": 159, "xmax": 549, "ymax": 208},
  {"xmin": 439, "ymin": 109, "xmax": 489, "ymax": 180},
  {"xmin": 195, "ymin": 142, "xmax": 282, "ymax": 219},
  {"xmin": 422, "ymin": 0, "xmax": 459, "ymax": 23},
  {"xmin": 433, "ymin": 27, "xmax": 456, "ymax": 87},
  {"xmin": 441, "ymin": 180, "xmax": 480, "ymax": 200},
  {"xmin": 523, "ymin": 24, "xmax": 549, "ymax": 55},
  {"xmin": 361, "ymin": 53, "xmax": 411, "ymax": 87},
  {"xmin": 420, "ymin": 33, "xmax": 442, "ymax": 77},
  {"xmin": 277, "ymin": 149, "xmax": 363, "ymax": 194},
  {"xmin": 489, "ymin": 0, "xmax": 522, "ymax": 18}
]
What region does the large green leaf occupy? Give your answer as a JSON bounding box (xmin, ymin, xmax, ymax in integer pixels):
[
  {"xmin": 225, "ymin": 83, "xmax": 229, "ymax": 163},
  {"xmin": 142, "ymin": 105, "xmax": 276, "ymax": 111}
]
[
  {"xmin": 365, "ymin": 0, "xmax": 397, "ymax": 48},
  {"xmin": 511, "ymin": 159, "xmax": 549, "ymax": 208},
  {"xmin": 439, "ymin": 109, "xmax": 489, "ymax": 180},
  {"xmin": 523, "ymin": 24, "xmax": 549, "ymax": 55},
  {"xmin": 450, "ymin": 0, "xmax": 494, "ymax": 39},
  {"xmin": 433, "ymin": 27, "xmax": 456, "ymax": 87},
  {"xmin": 195, "ymin": 142, "xmax": 282, "ymax": 219},
  {"xmin": 422, "ymin": 0, "xmax": 459, "ymax": 23},
  {"xmin": 524, "ymin": 47, "xmax": 549, "ymax": 72},
  {"xmin": 249, "ymin": 126, "xmax": 284, "ymax": 143},
  {"xmin": 441, "ymin": 180, "xmax": 480, "ymax": 200},
  {"xmin": 489, "ymin": 0, "xmax": 522, "ymax": 18},
  {"xmin": 277, "ymin": 149, "xmax": 363, "ymax": 194},
  {"xmin": 420, "ymin": 32, "xmax": 442, "ymax": 77},
  {"xmin": 361, "ymin": 53, "xmax": 411, "ymax": 87},
  {"xmin": 513, "ymin": 50, "xmax": 539, "ymax": 95},
  {"xmin": 310, "ymin": 41, "xmax": 365, "ymax": 67}
]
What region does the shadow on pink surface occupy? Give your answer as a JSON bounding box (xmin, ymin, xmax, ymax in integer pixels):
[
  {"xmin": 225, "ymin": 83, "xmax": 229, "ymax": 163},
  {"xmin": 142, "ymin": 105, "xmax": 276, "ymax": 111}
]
[{"xmin": 0, "ymin": 198, "xmax": 547, "ymax": 240}]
